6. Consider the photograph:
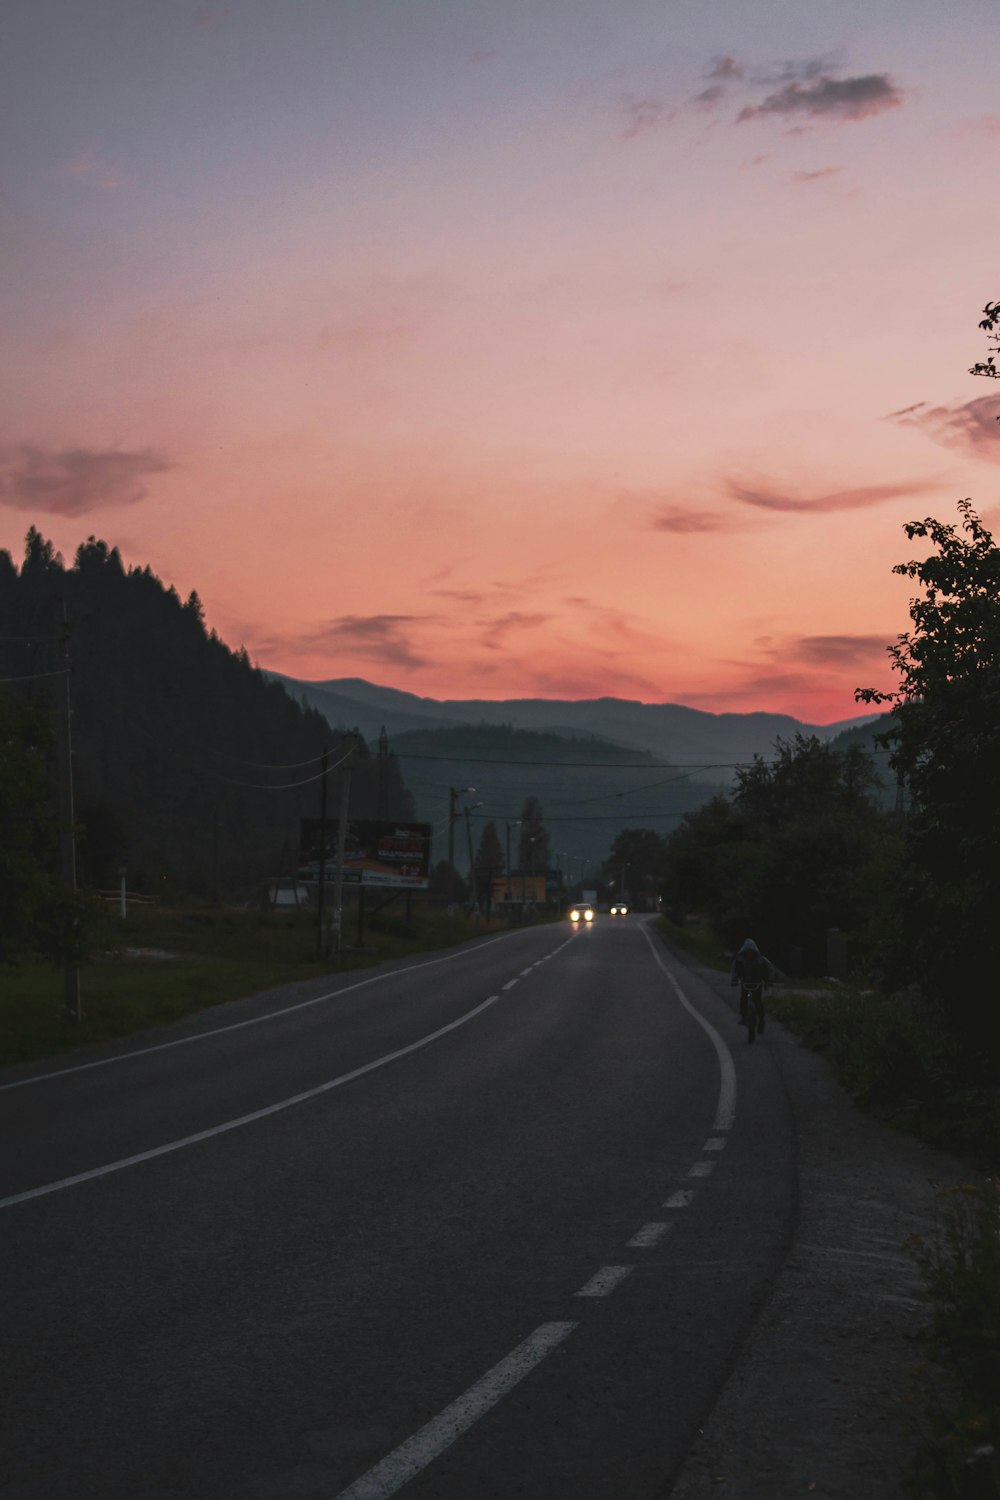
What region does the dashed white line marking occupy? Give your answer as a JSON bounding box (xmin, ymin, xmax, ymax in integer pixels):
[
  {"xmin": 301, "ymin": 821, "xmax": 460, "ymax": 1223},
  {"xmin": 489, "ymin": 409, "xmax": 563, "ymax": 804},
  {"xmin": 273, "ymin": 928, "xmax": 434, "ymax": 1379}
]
[
  {"xmin": 502, "ymin": 980, "xmax": 519, "ymax": 991},
  {"xmin": 664, "ymin": 1190, "xmax": 695, "ymax": 1209},
  {"xmin": 639, "ymin": 924, "xmax": 736, "ymax": 1131},
  {"xmin": 688, "ymin": 1161, "xmax": 714, "ymax": 1178},
  {"xmin": 520, "ymin": 968, "xmax": 534, "ymax": 976},
  {"xmin": 626, "ymin": 1222, "xmax": 672, "ymax": 1249},
  {"xmin": 333, "ymin": 1322, "xmax": 578, "ymax": 1500},
  {"xmin": 575, "ymin": 1266, "xmax": 634, "ymax": 1297},
  {"xmin": 704, "ymin": 1137, "xmax": 726, "ymax": 1151}
]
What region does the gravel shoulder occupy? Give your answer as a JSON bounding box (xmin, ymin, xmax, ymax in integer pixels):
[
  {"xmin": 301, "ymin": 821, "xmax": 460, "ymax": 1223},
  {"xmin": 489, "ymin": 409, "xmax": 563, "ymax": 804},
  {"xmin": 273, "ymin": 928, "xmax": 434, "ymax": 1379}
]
[{"xmin": 663, "ymin": 946, "xmax": 966, "ymax": 1500}]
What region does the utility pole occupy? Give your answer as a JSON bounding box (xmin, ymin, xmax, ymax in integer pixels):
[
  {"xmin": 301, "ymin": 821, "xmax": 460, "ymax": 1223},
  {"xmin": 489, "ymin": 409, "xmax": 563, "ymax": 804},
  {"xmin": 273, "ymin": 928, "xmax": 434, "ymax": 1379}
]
[
  {"xmin": 464, "ymin": 805, "xmax": 476, "ymax": 912},
  {"xmin": 54, "ymin": 600, "xmax": 80, "ymax": 1022},
  {"xmin": 330, "ymin": 734, "xmax": 355, "ymax": 958},
  {"xmin": 377, "ymin": 726, "xmax": 389, "ymax": 821},
  {"xmin": 447, "ymin": 786, "xmax": 475, "ymax": 914},
  {"xmin": 316, "ymin": 746, "xmax": 330, "ymax": 959},
  {"xmin": 505, "ymin": 821, "xmax": 519, "ymax": 922}
]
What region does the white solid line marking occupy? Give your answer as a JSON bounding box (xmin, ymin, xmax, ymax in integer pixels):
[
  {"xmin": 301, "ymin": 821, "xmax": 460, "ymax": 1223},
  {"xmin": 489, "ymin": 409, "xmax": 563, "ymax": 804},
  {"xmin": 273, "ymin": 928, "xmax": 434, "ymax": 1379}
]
[
  {"xmin": 626, "ymin": 1222, "xmax": 672, "ymax": 1249},
  {"xmin": 704, "ymin": 1137, "xmax": 727, "ymax": 1151},
  {"xmin": 575, "ymin": 1266, "xmax": 634, "ymax": 1297},
  {"xmin": 1, "ymin": 993, "xmax": 508, "ymax": 1212},
  {"xmin": 334, "ymin": 1322, "xmax": 577, "ymax": 1500},
  {"xmin": 639, "ymin": 923, "xmax": 737, "ymax": 1131},
  {"xmin": 1, "ymin": 930, "xmax": 578, "ymax": 1094},
  {"xmin": 664, "ymin": 1190, "xmax": 695, "ymax": 1209},
  {"xmin": 688, "ymin": 1161, "xmax": 714, "ymax": 1177}
]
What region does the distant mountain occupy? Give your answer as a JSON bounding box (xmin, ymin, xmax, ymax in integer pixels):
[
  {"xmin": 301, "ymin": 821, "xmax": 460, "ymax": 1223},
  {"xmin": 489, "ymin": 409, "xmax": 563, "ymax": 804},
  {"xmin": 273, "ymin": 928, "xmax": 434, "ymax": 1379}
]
[
  {"xmin": 387, "ymin": 722, "xmax": 721, "ymax": 869},
  {"xmin": 266, "ymin": 674, "xmax": 882, "ymax": 771},
  {"xmin": 264, "ymin": 675, "xmax": 886, "ymax": 867}
]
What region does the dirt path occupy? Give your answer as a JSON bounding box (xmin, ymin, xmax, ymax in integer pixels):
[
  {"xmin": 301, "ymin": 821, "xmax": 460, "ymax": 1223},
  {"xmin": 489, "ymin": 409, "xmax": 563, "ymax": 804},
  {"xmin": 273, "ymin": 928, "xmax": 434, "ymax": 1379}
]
[{"xmin": 664, "ymin": 952, "xmax": 965, "ymax": 1500}]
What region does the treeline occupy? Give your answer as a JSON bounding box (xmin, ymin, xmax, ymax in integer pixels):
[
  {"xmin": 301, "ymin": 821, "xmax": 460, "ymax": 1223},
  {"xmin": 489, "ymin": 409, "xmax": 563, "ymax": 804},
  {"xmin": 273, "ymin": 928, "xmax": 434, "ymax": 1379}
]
[
  {"xmin": 661, "ymin": 498, "xmax": 1000, "ymax": 1079},
  {"xmin": 1, "ymin": 531, "xmax": 413, "ymax": 920},
  {"xmin": 661, "ymin": 734, "xmax": 898, "ymax": 975}
]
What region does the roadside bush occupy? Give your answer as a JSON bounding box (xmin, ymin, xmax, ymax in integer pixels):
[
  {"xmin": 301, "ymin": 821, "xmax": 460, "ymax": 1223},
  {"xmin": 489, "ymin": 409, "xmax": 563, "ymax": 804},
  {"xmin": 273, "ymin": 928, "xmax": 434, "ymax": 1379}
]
[
  {"xmin": 770, "ymin": 987, "xmax": 956, "ymax": 1106},
  {"xmin": 767, "ymin": 987, "xmax": 1000, "ymax": 1162},
  {"xmin": 907, "ymin": 1181, "xmax": 1000, "ymax": 1499}
]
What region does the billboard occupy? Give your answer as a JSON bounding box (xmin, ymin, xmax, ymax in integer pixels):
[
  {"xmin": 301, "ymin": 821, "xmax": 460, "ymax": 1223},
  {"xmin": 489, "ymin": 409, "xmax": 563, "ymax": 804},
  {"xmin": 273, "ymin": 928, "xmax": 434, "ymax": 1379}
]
[{"xmin": 299, "ymin": 819, "xmax": 432, "ymax": 889}]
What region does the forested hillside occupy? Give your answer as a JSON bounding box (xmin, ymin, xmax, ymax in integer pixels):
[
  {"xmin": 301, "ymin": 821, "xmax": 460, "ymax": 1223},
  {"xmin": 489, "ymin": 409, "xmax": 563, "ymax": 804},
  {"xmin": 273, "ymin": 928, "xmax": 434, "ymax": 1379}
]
[
  {"xmin": 0, "ymin": 531, "xmax": 413, "ymax": 898},
  {"xmin": 389, "ymin": 721, "xmax": 730, "ymax": 868}
]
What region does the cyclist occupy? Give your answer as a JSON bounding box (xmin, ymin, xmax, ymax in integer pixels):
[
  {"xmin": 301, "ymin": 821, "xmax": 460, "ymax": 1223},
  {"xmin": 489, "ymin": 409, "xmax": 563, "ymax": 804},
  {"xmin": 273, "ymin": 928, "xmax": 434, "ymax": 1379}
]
[{"xmin": 730, "ymin": 938, "xmax": 775, "ymax": 1031}]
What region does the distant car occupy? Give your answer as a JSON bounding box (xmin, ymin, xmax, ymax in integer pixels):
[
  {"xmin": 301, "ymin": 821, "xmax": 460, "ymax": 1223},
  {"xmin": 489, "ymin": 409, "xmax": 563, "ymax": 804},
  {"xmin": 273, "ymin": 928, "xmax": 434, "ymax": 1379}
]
[
  {"xmin": 609, "ymin": 903, "xmax": 629, "ymax": 916},
  {"xmin": 569, "ymin": 904, "xmax": 594, "ymax": 923}
]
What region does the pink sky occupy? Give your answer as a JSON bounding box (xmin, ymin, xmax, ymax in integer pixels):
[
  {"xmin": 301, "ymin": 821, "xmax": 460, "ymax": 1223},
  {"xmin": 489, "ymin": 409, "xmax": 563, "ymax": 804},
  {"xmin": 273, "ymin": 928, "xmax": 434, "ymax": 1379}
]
[{"xmin": 3, "ymin": 1, "xmax": 1000, "ymax": 723}]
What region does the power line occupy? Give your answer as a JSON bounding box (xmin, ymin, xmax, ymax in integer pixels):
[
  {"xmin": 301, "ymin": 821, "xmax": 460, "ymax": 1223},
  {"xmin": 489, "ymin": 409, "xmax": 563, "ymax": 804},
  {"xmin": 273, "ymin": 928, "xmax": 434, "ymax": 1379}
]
[
  {"xmin": 392, "ymin": 750, "xmax": 762, "ymax": 768},
  {"xmin": 127, "ymin": 714, "xmax": 356, "ymax": 790},
  {"xmin": 0, "ymin": 668, "xmax": 69, "ymax": 684}
]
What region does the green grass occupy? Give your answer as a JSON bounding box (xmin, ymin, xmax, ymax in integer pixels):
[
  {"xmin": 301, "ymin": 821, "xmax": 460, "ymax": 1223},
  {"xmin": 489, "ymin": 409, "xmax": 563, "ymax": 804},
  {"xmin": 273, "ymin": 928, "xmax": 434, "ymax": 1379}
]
[
  {"xmin": 0, "ymin": 900, "xmax": 520, "ymax": 1068},
  {"xmin": 767, "ymin": 985, "xmax": 1000, "ymax": 1167},
  {"xmin": 654, "ymin": 915, "xmax": 730, "ymax": 970}
]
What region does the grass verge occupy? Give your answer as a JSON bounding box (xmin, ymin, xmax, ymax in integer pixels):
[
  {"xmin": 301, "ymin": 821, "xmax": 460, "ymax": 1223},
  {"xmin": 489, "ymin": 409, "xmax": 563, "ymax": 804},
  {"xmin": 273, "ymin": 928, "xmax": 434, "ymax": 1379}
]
[
  {"xmin": 654, "ymin": 915, "xmax": 730, "ymax": 971},
  {"xmin": 754, "ymin": 979, "xmax": 1000, "ymax": 1499},
  {"xmin": 765, "ymin": 985, "xmax": 1000, "ymax": 1166},
  {"xmin": 906, "ymin": 1180, "xmax": 1000, "ymax": 1499},
  {"xmin": 0, "ymin": 901, "xmax": 521, "ymax": 1068}
]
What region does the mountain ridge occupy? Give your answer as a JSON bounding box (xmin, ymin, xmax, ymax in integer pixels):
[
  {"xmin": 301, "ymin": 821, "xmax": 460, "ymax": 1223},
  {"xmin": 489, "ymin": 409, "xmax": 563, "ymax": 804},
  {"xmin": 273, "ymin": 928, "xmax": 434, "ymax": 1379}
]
[{"xmin": 265, "ymin": 672, "xmax": 880, "ymax": 764}]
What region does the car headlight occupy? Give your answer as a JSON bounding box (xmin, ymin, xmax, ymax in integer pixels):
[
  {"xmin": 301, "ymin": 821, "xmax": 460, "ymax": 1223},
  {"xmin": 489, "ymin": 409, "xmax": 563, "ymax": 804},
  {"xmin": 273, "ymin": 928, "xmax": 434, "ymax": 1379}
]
[
  {"xmin": 584, "ymin": 908, "xmax": 594, "ymax": 921},
  {"xmin": 570, "ymin": 908, "xmax": 580, "ymax": 921}
]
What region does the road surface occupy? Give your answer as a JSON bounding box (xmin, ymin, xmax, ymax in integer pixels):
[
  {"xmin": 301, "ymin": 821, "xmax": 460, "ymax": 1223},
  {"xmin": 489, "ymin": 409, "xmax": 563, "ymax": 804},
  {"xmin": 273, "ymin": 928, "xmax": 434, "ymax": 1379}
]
[{"xmin": 1, "ymin": 918, "xmax": 795, "ymax": 1499}]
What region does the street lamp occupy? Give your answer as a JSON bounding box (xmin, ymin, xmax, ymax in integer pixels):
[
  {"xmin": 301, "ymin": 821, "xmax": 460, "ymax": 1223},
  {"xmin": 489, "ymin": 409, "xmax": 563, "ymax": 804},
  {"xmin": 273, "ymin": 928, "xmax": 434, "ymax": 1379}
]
[
  {"xmin": 505, "ymin": 821, "xmax": 520, "ymax": 920},
  {"xmin": 448, "ymin": 786, "xmax": 476, "ymax": 913}
]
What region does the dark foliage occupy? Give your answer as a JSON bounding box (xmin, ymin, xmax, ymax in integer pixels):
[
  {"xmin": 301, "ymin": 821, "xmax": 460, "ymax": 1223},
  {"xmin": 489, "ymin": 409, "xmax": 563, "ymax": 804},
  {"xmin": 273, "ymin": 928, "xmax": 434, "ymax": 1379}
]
[
  {"xmin": 603, "ymin": 827, "xmax": 667, "ymax": 907},
  {"xmin": 661, "ymin": 734, "xmax": 898, "ymax": 973},
  {"xmin": 857, "ymin": 500, "xmax": 1000, "ymax": 1065},
  {"xmin": 0, "ymin": 531, "xmax": 414, "ymax": 900},
  {"xmin": 0, "ymin": 692, "xmax": 92, "ymax": 963},
  {"xmin": 517, "ymin": 796, "xmax": 552, "ymax": 872}
]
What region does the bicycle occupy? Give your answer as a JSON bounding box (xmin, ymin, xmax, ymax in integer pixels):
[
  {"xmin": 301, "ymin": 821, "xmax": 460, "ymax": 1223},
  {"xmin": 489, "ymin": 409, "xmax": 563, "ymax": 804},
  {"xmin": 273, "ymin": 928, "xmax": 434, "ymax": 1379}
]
[{"xmin": 740, "ymin": 980, "xmax": 765, "ymax": 1043}]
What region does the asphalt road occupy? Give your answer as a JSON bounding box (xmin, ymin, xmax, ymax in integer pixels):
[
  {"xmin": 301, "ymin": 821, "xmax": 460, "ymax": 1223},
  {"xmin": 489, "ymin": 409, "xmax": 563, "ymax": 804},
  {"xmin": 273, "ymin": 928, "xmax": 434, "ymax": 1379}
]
[{"xmin": 1, "ymin": 918, "xmax": 796, "ymax": 1499}]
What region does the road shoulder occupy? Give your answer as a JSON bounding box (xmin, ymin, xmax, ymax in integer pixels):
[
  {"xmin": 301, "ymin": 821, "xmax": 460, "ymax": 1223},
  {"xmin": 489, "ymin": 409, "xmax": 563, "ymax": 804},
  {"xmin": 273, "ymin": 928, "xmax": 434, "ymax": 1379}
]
[{"xmin": 661, "ymin": 944, "xmax": 964, "ymax": 1500}]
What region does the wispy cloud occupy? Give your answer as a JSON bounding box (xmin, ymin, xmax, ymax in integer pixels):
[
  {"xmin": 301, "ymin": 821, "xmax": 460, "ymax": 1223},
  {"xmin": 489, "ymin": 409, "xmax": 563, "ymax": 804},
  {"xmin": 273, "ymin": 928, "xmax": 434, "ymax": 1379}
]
[
  {"xmin": 649, "ymin": 504, "xmax": 729, "ymax": 533},
  {"xmin": 728, "ymin": 476, "xmax": 937, "ymax": 513},
  {"xmin": 194, "ymin": 6, "xmax": 234, "ymax": 31},
  {"xmin": 0, "ymin": 444, "xmax": 171, "ymax": 516},
  {"xmin": 315, "ymin": 311, "xmax": 415, "ymax": 354},
  {"xmin": 889, "ymin": 396, "xmax": 1000, "ymax": 460},
  {"xmin": 618, "ymin": 56, "xmax": 904, "ymax": 143},
  {"xmin": 737, "ymin": 73, "xmax": 904, "ymax": 125},
  {"xmin": 431, "ymin": 587, "xmax": 487, "ymax": 605},
  {"xmin": 792, "ymin": 166, "xmax": 841, "ymax": 183},
  {"xmin": 620, "ymin": 95, "xmax": 675, "ymax": 140},
  {"xmin": 790, "ymin": 633, "xmax": 890, "ymax": 666},
  {"xmin": 707, "ymin": 56, "xmax": 744, "ymax": 81},
  {"xmin": 319, "ymin": 614, "xmax": 438, "ymax": 671},
  {"xmin": 55, "ymin": 146, "xmax": 124, "ymax": 192}
]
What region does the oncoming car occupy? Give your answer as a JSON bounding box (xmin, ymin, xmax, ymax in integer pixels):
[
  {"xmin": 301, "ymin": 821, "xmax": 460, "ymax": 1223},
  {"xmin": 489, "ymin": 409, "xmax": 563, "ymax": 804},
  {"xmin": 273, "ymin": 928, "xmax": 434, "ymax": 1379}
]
[
  {"xmin": 569, "ymin": 903, "xmax": 595, "ymax": 924},
  {"xmin": 609, "ymin": 903, "xmax": 629, "ymax": 916}
]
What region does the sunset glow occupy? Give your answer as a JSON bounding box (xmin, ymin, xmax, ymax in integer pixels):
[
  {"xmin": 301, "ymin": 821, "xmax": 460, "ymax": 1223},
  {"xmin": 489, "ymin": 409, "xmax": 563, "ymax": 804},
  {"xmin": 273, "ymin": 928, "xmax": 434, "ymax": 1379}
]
[{"xmin": 3, "ymin": 1, "xmax": 999, "ymax": 722}]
